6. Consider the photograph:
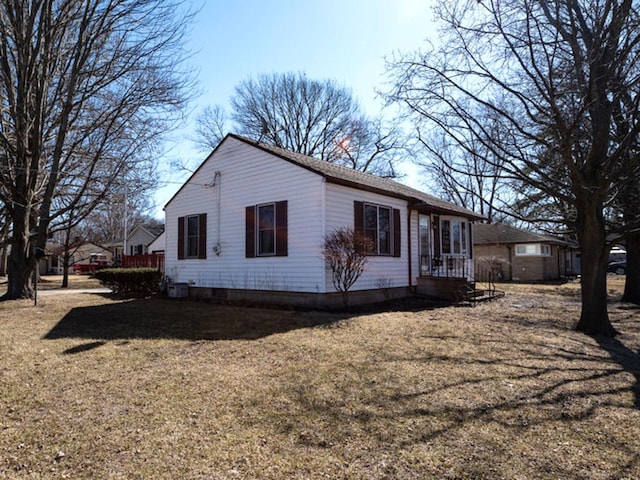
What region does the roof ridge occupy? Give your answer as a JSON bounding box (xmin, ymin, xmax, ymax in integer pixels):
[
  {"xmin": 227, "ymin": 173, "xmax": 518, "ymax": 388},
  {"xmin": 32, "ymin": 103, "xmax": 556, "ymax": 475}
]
[{"xmin": 228, "ymin": 134, "xmax": 483, "ymax": 220}]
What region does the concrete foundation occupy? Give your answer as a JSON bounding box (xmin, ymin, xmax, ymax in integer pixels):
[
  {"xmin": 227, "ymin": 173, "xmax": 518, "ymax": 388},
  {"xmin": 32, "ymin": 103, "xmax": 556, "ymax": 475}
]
[
  {"xmin": 415, "ymin": 276, "xmax": 468, "ymax": 301},
  {"xmin": 187, "ymin": 285, "xmax": 410, "ymax": 309}
]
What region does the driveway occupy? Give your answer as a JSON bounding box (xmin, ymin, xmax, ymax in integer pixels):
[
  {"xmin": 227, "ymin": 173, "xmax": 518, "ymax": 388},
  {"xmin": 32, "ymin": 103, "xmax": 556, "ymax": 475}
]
[{"xmin": 37, "ymin": 288, "xmax": 112, "ymax": 296}]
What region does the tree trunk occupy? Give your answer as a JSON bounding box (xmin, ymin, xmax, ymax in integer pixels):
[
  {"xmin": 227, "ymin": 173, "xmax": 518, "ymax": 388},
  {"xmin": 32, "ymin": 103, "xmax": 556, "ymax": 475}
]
[
  {"xmin": 622, "ymin": 231, "xmax": 640, "ymax": 304},
  {"xmin": 0, "ymin": 246, "xmax": 6, "ymax": 277},
  {"xmin": 62, "ymin": 252, "xmax": 71, "ymax": 288},
  {"xmin": 575, "ymin": 200, "xmax": 616, "ymax": 336},
  {"xmin": 4, "ymin": 225, "xmax": 34, "ymax": 300}
]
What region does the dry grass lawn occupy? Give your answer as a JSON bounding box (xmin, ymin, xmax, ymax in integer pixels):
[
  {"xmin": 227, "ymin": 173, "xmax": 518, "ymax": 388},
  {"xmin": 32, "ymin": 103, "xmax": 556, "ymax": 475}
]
[
  {"xmin": 1, "ymin": 277, "xmax": 639, "ymax": 479},
  {"xmin": 0, "ymin": 274, "xmax": 103, "ymax": 292}
]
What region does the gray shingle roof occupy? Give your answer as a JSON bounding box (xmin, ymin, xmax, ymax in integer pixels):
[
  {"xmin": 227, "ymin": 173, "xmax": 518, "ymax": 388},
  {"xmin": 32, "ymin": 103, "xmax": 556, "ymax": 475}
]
[
  {"xmin": 473, "ymin": 223, "xmax": 570, "ymax": 246},
  {"xmin": 229, "ymin": 134, "xmax": 483, "ymax": 219}
]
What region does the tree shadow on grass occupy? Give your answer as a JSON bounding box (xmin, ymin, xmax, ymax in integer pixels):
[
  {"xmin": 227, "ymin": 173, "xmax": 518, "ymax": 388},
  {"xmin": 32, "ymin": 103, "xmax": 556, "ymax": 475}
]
[
  {"xmin": 280, "ymin": 327, "xmax": 640, "ymax": 478},
  {"xmin": 44, "ymin": 296, "xmax": 348, "ymax": 342},
  {"xmin": 593, "ymin": 312, "xmax": 640, "ymax": 409}
]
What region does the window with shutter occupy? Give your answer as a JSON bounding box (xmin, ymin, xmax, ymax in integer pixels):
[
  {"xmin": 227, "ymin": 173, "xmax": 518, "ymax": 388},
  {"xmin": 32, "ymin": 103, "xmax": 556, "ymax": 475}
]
[
  {"xmin": 177, "ymin": 214, "xmax": 207, "ymax": 259},
  {"xmin": 354, "ymin": 201, "xmax": 400, "ymax": 257},
  {"xmin": 246, "ymin": 200, "xmax": 288, "ymax": 257}
]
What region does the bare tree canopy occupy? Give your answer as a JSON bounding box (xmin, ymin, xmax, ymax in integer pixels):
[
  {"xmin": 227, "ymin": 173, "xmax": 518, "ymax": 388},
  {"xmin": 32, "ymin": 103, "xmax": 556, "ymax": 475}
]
[
  {"xmin": 196, "ymin": 72, "xmax": 405, "ymax": 178},
  {"xmin": 415, "ymin": 117, "xmax": 513, "ymax": 225},
  {"xmin": 387, "ymin": 0, "xmax": 640, "ymax": 336},
  {"xmin": 193, "ymin": 104, "xmax": 227, "ymax": 153},
  {"xmin": 0, "ymin": 0, "xmax": 193, "ymax": 299}
]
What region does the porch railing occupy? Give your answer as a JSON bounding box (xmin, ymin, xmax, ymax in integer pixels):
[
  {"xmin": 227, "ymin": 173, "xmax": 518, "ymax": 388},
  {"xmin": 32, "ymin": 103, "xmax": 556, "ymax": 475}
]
[{"xmin": 420, "ymin": 255, "xmax": 473, "ymax": 280}]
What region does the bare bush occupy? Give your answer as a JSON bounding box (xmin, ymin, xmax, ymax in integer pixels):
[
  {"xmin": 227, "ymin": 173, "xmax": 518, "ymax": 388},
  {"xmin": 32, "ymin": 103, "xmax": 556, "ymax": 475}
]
[{"xmin": 322, "ymin": 227, "xmax": 373, "ymax": 308}]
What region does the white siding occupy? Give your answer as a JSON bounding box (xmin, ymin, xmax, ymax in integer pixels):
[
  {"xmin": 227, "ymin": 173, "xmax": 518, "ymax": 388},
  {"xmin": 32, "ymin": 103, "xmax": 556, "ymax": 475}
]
[
  {"xmin": 165, "ymin": 137, "xmax": 327, "ymax": 292},
  {"xmin": 126, "ymin": 227, "xmax": 155, "ymax": 254},
  {"xmin": 324, "ymin": 183, "xmax": 410, "ymax": 291},
  {"xmin": 147, "ymin": 231, "xmax": 165, "ymax": 253}
]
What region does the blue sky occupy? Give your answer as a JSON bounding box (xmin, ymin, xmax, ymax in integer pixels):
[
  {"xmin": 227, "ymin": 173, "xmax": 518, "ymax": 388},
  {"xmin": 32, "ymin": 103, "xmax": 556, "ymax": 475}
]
[{"xmin": 155, "ymin": 0, "xmax": 437, "ymax": 216}]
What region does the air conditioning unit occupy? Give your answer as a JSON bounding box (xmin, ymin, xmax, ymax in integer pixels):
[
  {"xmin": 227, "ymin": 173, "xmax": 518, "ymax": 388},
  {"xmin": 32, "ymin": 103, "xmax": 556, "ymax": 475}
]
[{"xmin": 167, "ymin": 282, "xmax": 189, "ymax": 298}]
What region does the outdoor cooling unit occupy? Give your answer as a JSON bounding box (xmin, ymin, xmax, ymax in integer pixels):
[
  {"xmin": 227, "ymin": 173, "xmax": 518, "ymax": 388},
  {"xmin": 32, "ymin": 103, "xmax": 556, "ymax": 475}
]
[{"xmin": 167, "ymin": 282, "xmax": 189, "ymax": 298}]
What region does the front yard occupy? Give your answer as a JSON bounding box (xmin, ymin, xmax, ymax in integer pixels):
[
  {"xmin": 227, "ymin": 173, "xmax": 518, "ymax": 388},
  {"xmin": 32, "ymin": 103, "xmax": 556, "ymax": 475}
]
[{"xmin": 1, "ymin": 278, "xmax": 639, "ymax": 479}]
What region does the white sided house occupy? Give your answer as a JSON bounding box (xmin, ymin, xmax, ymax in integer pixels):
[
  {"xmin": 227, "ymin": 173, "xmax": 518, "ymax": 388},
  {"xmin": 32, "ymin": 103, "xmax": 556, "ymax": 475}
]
[{"xmin": 164, "ymin": 134, "xmax": 483, "ymax": 307}]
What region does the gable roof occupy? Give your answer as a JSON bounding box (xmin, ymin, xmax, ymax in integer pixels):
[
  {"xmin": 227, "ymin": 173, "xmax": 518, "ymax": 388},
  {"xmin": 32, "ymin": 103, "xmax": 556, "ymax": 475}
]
[
  {"xmin": 127, "ymin": 224, "xmax": 165, "ymax": 241},
  {"xmin": 166, "ymin": 133, "xmax": 483, "ymax": 220},
  {"xmin": 45, "ymin": 240, "xmax": 111, "ymax": 256},
  {"xmin": 473, "ymin": 223, "xmax": 570, "ymax": 246}
]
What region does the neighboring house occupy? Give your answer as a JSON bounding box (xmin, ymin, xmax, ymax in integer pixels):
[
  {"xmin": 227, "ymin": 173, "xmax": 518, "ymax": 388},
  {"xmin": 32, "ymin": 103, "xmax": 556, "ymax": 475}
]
[
  {"xmin": 126, "ymin": 224, "xmax": 165, "ymax": 256},
  {"xmin": 147, "ymin": 231, "xmax": 165, "ymax": 255},
  {"xmin": 164, "ymin": 134, "xmax": 483, "ymax": 307},
  {"xmin": 43, "ymin": 241, "xmax": 113, "ymax": 275},
  {"xmin": 473, "ymin": 223, "xmax": 577, "ymax": 282}
]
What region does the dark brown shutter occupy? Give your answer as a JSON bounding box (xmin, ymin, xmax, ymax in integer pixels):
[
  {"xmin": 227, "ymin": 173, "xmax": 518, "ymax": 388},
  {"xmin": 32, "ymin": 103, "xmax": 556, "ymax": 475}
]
[
  {"xmin": 354, "ymin": 201, "xmax": 364, "ymax": 235},
  {"xmin": 275, "ymin": 200, "xmax": 288, "ymax": 257},
  {"xmin": 198, "ymin": 213, "xmax": 207, "ymax": 259},
  {"xmin": 245, "ymin": 206, "xmax": 256, "ymax": 258},
  {"xmin": 177, "ymin": 216, "xmax": 185, "ymax": 260},
  {"xmin": 393, "ymin": 208, "xmax": 401, "ymax": 257},
  {"xmin": 468, "ymin": 222, "xmax": 473, "ymax": 259}
]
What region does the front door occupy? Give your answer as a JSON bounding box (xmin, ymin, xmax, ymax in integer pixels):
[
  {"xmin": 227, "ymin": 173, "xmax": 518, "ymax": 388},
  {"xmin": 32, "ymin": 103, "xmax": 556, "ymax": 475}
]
[{"xmin": 419, "ymin": 215, "xmax": 430, "ymax": 276}]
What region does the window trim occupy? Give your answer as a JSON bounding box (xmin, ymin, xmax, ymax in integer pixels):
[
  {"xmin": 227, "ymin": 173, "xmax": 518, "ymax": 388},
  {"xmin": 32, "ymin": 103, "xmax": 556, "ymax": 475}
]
[
  {"xmin": 515, "ymin": 243, "xmax": 551, "ymax": 257},
  {"xmin": 364, "ymin": 203, "xmax": 392, "ymax": 255},
  {"xmin": 354, "ymin": 201, "xmax": 401, "ymax": 257},
  {"xmin": 257, "ymin": 202, "xmax": 276, "ymax": 256},
  {"xmin": 440, "ymin": 218, "xmax": 468, "ymax": 256},
  {"xmin": 177, "ymin": 213, "xmax": 207, "ymax": 260},
  {"xmin": 245, "ymin": 200, "xmax": 288, "ymax": 258},
  {"xmin": 186, "ymin": 214, "xmax": 200, "ymax": 258}
]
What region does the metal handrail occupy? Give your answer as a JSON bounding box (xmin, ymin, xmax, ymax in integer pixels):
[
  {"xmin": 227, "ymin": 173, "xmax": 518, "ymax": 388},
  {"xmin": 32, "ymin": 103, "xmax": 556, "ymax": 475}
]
[{"xmin": 420, "ymin": 255, "xmax": 471, "ymax": 279}]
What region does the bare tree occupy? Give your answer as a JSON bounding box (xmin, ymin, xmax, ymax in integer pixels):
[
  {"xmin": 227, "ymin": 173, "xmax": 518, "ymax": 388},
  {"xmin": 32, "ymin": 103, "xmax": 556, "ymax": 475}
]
[
  {"xmin": 78, "ymin": 163, "xmax": 160, "ymax": 245},
  {"xmin": 193, "ymin": 105, "xmax": 227, "ymax": 152},
  {"xmin": 416, "ymin": 121, "xmax": 512, "ymax": 224},
  {"xmin": 618, "ymin": 165, "xmax": 640, "ymax": 304},
  {"xmin": 0, "ymin": 202, "xmax": 8, "ymax": 276},
  {"xmin": 0, "ymin": 0, "xmax": 193, "ymax": 299},
  {"xmin": 196, "ymin": 72, "xmax": 405, "ymax": 178},
  {"xmin": 322, "ymin": 227, "xmax": 373, "ymax": 308},
  {"xmin": 387, "ymin": 0, "xmax": 640, "ymax": 336}
]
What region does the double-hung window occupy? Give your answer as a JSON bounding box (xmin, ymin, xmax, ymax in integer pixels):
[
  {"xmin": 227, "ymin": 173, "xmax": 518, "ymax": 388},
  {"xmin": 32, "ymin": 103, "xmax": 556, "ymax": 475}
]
[
  {"xmin": 245, "ymin": 200, "xmax": 288, "ymax": 258},
  {"xmin": 257, "ymin": 203, "xmax": 276, "ymax": 256},
  {"xmin": 177, "ymin": 213, "xmax": 207, "ymax": 259},
  {"xmin": 186, "ymin": 215, "xmax": 200, "ymax": 257},
  {"xmin": 364, "ymin": 204, "xmax": 392, "ymax": 255},
  {"xmin": 354, "ymin": 201, "xmax": 401, "ymax": 257}
]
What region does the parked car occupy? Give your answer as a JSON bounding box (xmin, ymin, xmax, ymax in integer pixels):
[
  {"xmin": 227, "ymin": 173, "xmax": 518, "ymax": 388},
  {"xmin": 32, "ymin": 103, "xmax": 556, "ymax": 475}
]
[
  {"xmin": 72, "ymin": 253, "xmax": 111, "ymax": 274},
  {"xmin": 607, "ymin": 261, "xmax": 626, "ymax": 275}
]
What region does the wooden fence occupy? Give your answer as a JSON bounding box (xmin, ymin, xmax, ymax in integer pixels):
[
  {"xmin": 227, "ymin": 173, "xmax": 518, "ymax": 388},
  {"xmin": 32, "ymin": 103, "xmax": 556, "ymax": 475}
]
[{"xmin": 122, "ymin": 254, "xmax": 164, "ymax": 272}]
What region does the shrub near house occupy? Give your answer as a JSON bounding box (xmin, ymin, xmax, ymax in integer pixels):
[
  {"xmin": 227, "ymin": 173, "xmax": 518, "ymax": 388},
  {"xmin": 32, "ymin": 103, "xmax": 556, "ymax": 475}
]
[{"xmin": 94, "ymin": 268, "xmax": 162, "ymax": 297}]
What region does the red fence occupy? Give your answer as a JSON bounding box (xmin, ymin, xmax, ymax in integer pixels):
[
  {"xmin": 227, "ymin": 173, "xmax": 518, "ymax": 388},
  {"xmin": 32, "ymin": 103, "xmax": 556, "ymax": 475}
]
[{"xmin": 122, "ymin": 254, "xmax": 164, "ymax": 272}]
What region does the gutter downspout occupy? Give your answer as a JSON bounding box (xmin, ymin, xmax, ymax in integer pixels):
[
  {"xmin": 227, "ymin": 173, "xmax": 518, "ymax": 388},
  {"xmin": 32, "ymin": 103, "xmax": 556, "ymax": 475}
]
[
  {"xmin": 213, "ymin": 171, "xmax": 222, "ymax": 255},
  {"xmin": 407, "ymin": 205, "xmax": 412, "ymax": 289},
  {"xmin": 321, "ymin": 177, "xmax": 327, "ymax": 293}
]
